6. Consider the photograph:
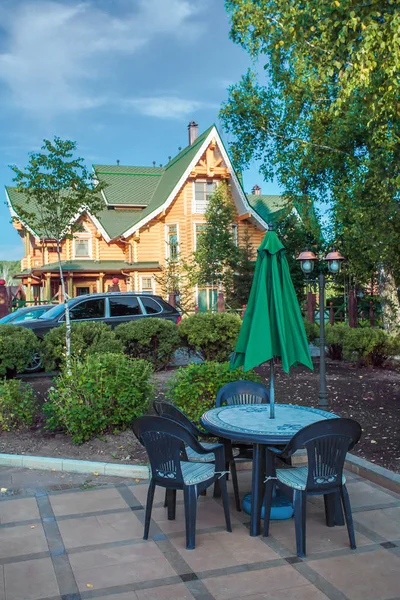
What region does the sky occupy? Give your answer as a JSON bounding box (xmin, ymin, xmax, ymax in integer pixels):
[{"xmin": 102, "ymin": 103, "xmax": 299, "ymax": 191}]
[{"xmin": 0, "ymin": 0, "xmax": 283, "ymax": 260}]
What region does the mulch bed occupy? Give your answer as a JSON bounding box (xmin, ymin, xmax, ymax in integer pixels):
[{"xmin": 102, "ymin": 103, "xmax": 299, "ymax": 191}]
[{"xmin": 2, "ymin": 362, "xmax": 399, "ymax": 473}]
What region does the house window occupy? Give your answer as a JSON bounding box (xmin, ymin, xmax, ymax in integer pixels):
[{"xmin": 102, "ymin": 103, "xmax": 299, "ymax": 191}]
[
  {"xmin": 74, "ymin": 236, "xmax": 91, "ymax": 258},
  {"xmin": 141, "ymin": 277, "xmax": 153, "ymax": 294},
  {"xmin": 232, "ymin": 224, "xmax": 238, "ymax": 246},
  {"xmin": 166, "ymin": 224, "xmax": 179, "ymax": 260},
  {"xmin": 194, "ymin": 180, "xmax": 217, "ymax": 214},
  {"xmin": 194, "ymin": 223, "xmax": 207, "ymax": 250}
]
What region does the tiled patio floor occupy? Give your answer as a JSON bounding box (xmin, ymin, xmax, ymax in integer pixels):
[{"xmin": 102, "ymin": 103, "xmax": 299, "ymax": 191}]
[{"xmin": 0, "ymin": 466, "xmax": 399, "ymax": 600}]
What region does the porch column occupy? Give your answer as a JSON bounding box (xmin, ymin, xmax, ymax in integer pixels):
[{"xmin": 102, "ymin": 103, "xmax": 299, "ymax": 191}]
[
  {"xmin": 67, "ymin": 273, "xmax": 73, "ymax": 299},
  {"xmin": 26, "ymin": 277, "xmax": 33, "ymax": 302},
  {"xmin": 98, "ymin": 273, "xmax": 104, "ymax": 293},
  {"xmin": 44, "ymin": 274, "xmax": 51, "ymax": 301}
]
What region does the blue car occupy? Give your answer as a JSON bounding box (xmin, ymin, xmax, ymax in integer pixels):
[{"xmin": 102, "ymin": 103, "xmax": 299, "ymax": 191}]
[{"xmin": 0, "ymin": 304, "xmax": 53, "ymax": 325}]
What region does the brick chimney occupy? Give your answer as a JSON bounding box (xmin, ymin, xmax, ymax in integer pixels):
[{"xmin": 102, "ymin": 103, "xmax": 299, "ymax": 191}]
[
  {"xmin": 188, "ymin": 121, "xmax": 199, "ymax": 145},
  {"xmin": 252, "ymin": 184, "xmax": 261, "ymax": 195}
]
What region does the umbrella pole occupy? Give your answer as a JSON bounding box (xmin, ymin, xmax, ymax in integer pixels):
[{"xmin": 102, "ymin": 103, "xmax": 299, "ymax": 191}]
[{"xmin": 269, "ymin": 359, "xmax": 275, "ymax": 419}]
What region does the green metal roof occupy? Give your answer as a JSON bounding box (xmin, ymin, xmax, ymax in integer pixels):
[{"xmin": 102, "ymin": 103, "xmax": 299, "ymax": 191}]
[
  {"xmin": 247, "ymin": 194, "xmax": 291, "ymax": 224},
  {"xmin": 21, "ymin": 260, "xmax": 160, "ymax": 274}
]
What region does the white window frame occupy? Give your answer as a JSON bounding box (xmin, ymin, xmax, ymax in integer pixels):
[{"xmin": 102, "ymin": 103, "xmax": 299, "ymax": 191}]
[
  {"xmin": 192, "ymin": 180, "xmax": 219, "ymax": 214},
  {"xmin": 165, "ymin": 223, "xmax": 180, "ymax": 261},
  {"xmin": 140, "ymin": 276, "xmax": 155, "ymax": 294},
  {"xmin": 73, "ymin": 225, "xmax": 92, "ymax": 260},
  {"xmin": 232, "ymin": 223, "xmax": 238, "ymax": 246}
]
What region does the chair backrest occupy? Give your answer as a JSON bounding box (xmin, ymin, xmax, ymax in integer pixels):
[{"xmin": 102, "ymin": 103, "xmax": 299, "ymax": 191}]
[
  {"xmin": 132, "ymin": 416, "xmax": 197, "ymax": 486},
  {"xmin": 285, "ymin": 418, "xmax": 362, "ymax": 492},
  {"xmin": 215, "ymin": 380, "xmax": 270, "ymax": 408},
  {"xmin": 153, "ymin": 401, "xmax": 201, "ymax": 439}
]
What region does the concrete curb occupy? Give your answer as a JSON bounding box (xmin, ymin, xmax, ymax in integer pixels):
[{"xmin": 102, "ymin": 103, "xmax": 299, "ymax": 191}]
[
  {"xmin": 0, "ymin": 453, "xmax": 149, "ymax": 479},
  {"xmin": 345, "ymin": 453, "xmax": 400, "ymax": 494}
]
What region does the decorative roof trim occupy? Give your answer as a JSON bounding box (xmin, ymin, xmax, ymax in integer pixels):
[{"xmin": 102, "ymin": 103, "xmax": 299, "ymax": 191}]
[
  {"xmin": 120, "ymin": 126, "xmax": 268, "ymax": 239},
  {"xmin": 87, "ymin": 212, "xmax": 111, "ymax": 243}
]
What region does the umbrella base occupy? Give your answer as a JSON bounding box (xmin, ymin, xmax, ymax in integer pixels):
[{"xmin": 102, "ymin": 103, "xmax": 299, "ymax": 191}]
[{"xmin": 242, "ymin": 489, "xmax": 293, "ymax": 520}]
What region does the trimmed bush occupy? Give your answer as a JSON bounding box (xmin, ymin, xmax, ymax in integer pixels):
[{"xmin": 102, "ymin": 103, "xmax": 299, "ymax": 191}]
[
  {"xmin": 115, "ymin": 318, "xmax": 180, "ymax": 370},
  {"xmin": 166, "ymin": 361, "xmax": 261, "ymax": 424},
  {"xmin": 303, "ymin": 320, "xmax": 319, "ymax": 343},
  {"xmin": 0, "ymin": 379, "xmax": 37, "ymax": 431},
  {"xmin": 179, "ymin": 313, "xmax": 242, "ymax": 362},
  {"xmin": 325, "ymin": 323, "xmax": 347, "ymax": 360},
  {"xmin": 42, "ymin": 321, "xmax": 123, "ymax": 371},
  {"xmin": 342, "ymin": 327, "xmax": 400, "ymax": 366},
  {"xmin": 0, "ymin": 324, "xmax": 41, "ymax": 377},
  {"xmin": 44, "ymin": 352, "xmax": 154, "ymax": 443}
]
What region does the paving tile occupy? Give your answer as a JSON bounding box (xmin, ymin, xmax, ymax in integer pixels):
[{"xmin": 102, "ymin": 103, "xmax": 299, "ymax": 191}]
[
  {"xmin": 136, "ymin": 583, "xmax": 196, "ymax": 599},
  {"xmin": 0, "ymin": 566, "xmax": 5, "ymax": 600},
  {"xmin": 229, "ymin": 584, "xmax": 329, "ymax": 599},
  {"xmin": 267, "ymin": 506, "xmax": 372, "ymax": 555},
  {"xmin": 0, "ymin": 523, "xmax": 48, "ymax": 560},
  {"xmin": 0, "ymin": 498, "xmax": 40, "ymax": 524},
  {"xmin": 50, "ymin": 487, "xmax": 128, "ymax": 516},
  {"xmin": 152, "ymin": 497, "xmax": 239, "ymax": 535},
  {"xmin": 69, "ymin": 542, "xmax": 177, "ymax": 591},
  {"xmin": 171, "ymin": 527, "xmax": 279, "ymax": 573},
  {"xmin": 203, "ymin": 565, "xmax": 311, "ymax": 600},
  {"xmin": 308, "ymin": 549, "xmax": 400, "ymax": 600},
  {"xmin": 344, "ymin": 480, "xmax": 399, "ymax": 509},
  {"xmin": 4, "ymin": 557, "xmax": 59, "ymax": 600},
  {"xmin": 354, "ymin": 507, "xmax": 400, "ymax": 540},
  {"xmin": 58, "ymin": 511, "xmax": 144, "ymax": 549},
  {"xmin": 132, "ymin": 483, "xmax": 170, "ymax": 506}
]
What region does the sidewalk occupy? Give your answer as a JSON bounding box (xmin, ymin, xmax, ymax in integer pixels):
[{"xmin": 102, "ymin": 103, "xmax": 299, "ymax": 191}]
[{"xmin": 0, "ymin": 466, "xmax": 399, "ymax": 600}]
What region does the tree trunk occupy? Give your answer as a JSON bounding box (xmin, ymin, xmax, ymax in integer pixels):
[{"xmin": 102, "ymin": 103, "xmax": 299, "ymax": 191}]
[
  {"xmin": 56, "ymin": 244, "xmax": 71, "ymax": 369},
  {"xmin": 379, "ymin": 267, "xmax": 400, "ymax": 332}
]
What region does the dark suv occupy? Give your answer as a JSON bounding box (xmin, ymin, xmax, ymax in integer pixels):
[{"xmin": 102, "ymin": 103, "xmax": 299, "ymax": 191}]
[{"xmin": 17, "ymin": 292, "xmax": 181, "ymax": 339}]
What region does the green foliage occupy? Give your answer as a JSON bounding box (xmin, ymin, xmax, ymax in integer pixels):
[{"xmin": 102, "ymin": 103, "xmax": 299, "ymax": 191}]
[
  {"xmin": 342, "ymin": 328, "xmax": 400, "ymax": 367},
  {"xmin": 115, "ymin": 318, "xmax": 181, "ymax": 370},
  {"xmin": 0, "ymin": 261, "xmax": 21, "ymax": 285},
  {"xmin": 44, "ymin": 353, "xmax": 153, "ymax": 443},
  {"xmin": 42, "ymin": 322, "xmax": 123, "ymax": 371},
  {"xmin": 325, "ymin": 324, "xmax": 347, "ymax": 360},
  {"xmin": 227, "ymin": 225, "xmax": 255, "ymax": 308},
  {"xmin": 0, "ymin": 379, "xmax": 37, "ymax": 431},
  {"xmin": 179, "ymin": 313, "xmax": 242, "ymax": 362},
  {"xmin": 154, "ymin": 259, "xmax": 195, "ymax": 313},
  {"xmin": 194, "ymin": 181, "xmax": 238, "ymax": 291},
  {"xmin": 303, "ymin": 320, "xmax": 319, "ymax": 343},
  {"xmin": 166, "ymin": 361, "xmax": 261, "ymax": 423},
  {"xmin": 221, "ymin": 2, "xmax": 400, "ymax": 324},
  {"xmin": 0, "ymin": 325, "xmax": 40, "ymax": 377}
]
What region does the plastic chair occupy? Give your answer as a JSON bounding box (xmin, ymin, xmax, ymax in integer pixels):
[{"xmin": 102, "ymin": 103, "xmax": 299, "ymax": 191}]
[
  {"xmin": 215, "ymin": 381, "xmax": 270, "ymax": 511},
  {"xmin": 263, "ymin": 418, "xmax": 362, "ymax": 557},
  {"xmin": 132, "ymin": 415, "xmax": 232, "ymax": 550}
]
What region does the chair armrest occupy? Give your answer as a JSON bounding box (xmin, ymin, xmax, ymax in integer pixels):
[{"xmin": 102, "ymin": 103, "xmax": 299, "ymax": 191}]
[{"xmin": 266, "ymin": 446, "xmax": 284, "ymax": 456}]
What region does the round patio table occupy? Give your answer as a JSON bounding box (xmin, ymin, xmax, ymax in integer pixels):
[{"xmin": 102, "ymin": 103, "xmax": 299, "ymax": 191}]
[{"xmin": 201, "ymin": 403, "xmax": 338, "ymax": 537}]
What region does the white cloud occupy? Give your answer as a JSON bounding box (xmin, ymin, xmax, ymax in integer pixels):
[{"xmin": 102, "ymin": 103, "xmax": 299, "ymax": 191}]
[
  {"xmin": 0, "ymin": 0, "xmax": 205, "ymax": 116},
  {"xmin": 125, "ymin": 96, "xmax": 217, "ymax": 119}
]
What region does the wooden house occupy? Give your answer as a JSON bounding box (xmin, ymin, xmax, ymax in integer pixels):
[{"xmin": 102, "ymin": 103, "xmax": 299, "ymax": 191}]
[{"xmin": 6, "ymin": 123, "xmax": 291, "ymax": 308}]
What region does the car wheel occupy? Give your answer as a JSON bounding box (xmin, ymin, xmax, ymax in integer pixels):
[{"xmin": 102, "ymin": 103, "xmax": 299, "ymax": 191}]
[{"xmin": 24, "ymin": 352, "xmax": 43, "ymax": 373}]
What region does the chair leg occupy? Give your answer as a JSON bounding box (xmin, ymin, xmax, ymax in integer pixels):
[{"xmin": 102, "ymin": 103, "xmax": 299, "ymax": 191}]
[
  {"xmin": 219, "ymin": 476, "xmax": 232, "ymax": 533},
  {"xmin": 341, "ymin": 485, "xmax": 356, "ymax": 550},
  {"xmin": 294, "ymin": 490, "xmax": 307, "ymax": 558},
  {"xmin": 324, "ymin": 493, "xmax": 336, "ymax": 528},
  {"xmin": 144, "ymin": 480, "xmax": 155, "ymax": 540},
  {"xmin": 263, "ymin": 480, "xmax": 274, "ymax": 537},
  {"xmin": 183, "ymin": 485, "xmax": 198, "ymax": 550},
  {"xmin": 166, "ymin": 489, "xmax": 177, "ymax": 521},
  {"xmin": 225, "ymin": 441, "xmax": 241, "ymax": 512}
]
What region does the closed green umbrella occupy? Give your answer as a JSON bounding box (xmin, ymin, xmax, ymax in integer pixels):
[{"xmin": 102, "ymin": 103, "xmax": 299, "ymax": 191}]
[{"xmin": 230, "ymin": 227, "xmax": 313, "ymax": 418}]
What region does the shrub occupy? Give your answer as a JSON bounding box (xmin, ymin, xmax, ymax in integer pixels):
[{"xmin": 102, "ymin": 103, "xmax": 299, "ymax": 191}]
[
  {"xmin": 303, "ymin": 319, "xmax": 319, "ymax": 343},
  {"xmin": 179, "ymin": 313, "xmax": 242, "ymax": 362},
  {"xmin": 0, "ymin": 325, "xmax": 41, "ymax": 377},
  {"xmin": 0, "ymin": 379, "xmax": 37, "ymax": 430},
  {"xmin": 166, "ymin": 361, "xmax": 261, "ymax": 423},
  {"xmin": 44, "ymin": 352, "xmax": 154, "ymax": 443},
  {"xmin": 325, "ymin": 323, "xmax": 347, "ymax": 360},
  {"xmin": 42, "ymin": 321, "xmax": 123, "ymax": 371},
  {"xmin": 342, "ymin": 327, "xmax": 400, "ymax": 366},
  {"xmin": 115, "ymin": 318, "xmax": 180, "ymax": 370}
]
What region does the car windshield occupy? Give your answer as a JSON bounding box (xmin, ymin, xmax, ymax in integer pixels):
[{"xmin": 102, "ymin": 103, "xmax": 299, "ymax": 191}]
[{"xmin": 38, "ymin": 303, "xmax": 65, "ymax": 320}]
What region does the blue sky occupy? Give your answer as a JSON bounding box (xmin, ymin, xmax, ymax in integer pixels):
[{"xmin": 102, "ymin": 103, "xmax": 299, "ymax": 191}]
[{"xmin": 0, "ymin": 0, "xmax": 283, "ymax": 260}]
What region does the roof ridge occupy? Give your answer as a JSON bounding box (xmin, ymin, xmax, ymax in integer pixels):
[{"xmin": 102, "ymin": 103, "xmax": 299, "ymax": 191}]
[{"xmin": 164, "ymin": 124, "xmax": 215, "ymax": 170}]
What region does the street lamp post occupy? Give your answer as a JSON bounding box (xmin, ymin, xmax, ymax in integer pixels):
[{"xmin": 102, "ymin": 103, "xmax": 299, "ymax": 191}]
[{"xmin": 296, "ymin": 247, "xmax": 345, "ymax": 409}]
